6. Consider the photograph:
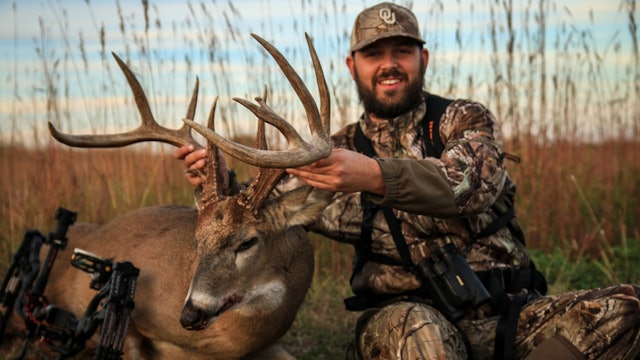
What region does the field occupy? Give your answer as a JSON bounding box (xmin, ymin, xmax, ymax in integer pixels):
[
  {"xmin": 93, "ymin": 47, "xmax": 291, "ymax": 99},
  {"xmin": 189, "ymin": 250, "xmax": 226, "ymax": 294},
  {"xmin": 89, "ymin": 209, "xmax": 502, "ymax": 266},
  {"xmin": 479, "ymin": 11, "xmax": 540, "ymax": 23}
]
[
  {"xmin": 1, "ymin": 138, "xmax": 638, "ymax": 359},
  {"xmin": 1, "ymin": 0, "xmax": 639, "ymax": 359}
]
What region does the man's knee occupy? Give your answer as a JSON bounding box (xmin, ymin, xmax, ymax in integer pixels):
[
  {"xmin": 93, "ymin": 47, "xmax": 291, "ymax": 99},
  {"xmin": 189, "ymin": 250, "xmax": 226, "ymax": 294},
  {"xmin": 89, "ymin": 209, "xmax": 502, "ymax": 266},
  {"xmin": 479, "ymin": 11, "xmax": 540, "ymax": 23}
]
[{"xmin": 356, "ymin": 301, "xmax": 467, "ymax": 359}]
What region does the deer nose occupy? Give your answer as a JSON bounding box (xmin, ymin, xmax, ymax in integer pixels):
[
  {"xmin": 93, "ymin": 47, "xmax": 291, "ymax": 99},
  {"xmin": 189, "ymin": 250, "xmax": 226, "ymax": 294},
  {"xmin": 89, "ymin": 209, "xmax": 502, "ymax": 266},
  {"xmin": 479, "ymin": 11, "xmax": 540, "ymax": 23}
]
[{"xmin": 180, "ymin": 300, "xmax": 213, "ymax": 330}]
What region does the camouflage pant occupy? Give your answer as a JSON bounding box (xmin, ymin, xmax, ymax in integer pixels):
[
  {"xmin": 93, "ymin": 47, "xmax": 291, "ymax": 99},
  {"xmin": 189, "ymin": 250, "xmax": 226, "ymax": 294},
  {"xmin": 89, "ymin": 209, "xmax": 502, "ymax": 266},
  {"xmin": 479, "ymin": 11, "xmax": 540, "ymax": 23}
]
[{"xmin": 354, "ymin": 284, "xmax": 640, "ymax": 360}]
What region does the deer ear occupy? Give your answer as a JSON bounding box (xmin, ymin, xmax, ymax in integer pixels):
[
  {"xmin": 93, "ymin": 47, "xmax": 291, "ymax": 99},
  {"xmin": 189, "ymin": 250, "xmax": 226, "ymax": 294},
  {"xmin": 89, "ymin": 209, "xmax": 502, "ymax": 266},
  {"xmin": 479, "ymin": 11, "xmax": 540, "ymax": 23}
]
[{"xmin": 265, "ymin": 186, "xmax": 333, "ymax": 228}]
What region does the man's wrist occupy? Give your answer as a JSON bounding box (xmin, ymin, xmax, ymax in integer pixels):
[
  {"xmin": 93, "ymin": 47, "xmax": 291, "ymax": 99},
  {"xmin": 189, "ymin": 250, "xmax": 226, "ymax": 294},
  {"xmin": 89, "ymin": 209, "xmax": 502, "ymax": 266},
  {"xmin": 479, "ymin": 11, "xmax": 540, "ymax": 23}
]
[{"xmin": 365, "ymin": 157, "xmax": 386, "ymax": 196}]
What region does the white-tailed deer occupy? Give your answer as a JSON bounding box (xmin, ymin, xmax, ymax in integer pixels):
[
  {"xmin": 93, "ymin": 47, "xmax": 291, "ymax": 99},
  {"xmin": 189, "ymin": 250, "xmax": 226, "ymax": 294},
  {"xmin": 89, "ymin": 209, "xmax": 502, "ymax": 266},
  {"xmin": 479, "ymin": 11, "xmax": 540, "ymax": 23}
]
[{"xmin": 39, "ymin": 33, "xmax": 332, "ymax": 359}]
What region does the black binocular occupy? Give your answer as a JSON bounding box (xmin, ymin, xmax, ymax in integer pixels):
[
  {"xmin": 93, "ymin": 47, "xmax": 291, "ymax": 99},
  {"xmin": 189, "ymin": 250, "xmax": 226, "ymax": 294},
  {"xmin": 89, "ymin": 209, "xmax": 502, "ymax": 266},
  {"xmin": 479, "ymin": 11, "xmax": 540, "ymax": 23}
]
[{"xmin": 417, "ymin": 242, "xmax": 491, "ymax": 321}]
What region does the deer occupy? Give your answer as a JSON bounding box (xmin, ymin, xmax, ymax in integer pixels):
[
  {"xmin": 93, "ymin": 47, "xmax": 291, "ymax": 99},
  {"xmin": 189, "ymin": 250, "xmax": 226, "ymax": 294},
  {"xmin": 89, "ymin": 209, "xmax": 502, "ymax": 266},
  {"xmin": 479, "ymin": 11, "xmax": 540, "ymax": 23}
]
[{"xmin": 27, "ymin": 33, "xmax": 333, "ymax": 359}]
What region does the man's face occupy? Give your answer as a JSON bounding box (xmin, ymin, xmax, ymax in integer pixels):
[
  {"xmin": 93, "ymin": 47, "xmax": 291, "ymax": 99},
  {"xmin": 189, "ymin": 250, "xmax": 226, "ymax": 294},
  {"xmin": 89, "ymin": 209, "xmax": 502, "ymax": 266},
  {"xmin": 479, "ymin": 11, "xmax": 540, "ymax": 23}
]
[{"xmin": 347, "ymin": 37, "xmax": 428, "ymax": 119}]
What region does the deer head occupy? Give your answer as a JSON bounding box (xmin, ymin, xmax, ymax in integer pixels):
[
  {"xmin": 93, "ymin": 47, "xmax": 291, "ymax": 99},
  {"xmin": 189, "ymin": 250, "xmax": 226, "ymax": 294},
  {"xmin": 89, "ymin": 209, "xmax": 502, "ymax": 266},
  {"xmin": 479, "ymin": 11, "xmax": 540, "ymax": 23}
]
[{"xmin": 48, "ymin": 33, "xmax": 331, "ymax": 332}]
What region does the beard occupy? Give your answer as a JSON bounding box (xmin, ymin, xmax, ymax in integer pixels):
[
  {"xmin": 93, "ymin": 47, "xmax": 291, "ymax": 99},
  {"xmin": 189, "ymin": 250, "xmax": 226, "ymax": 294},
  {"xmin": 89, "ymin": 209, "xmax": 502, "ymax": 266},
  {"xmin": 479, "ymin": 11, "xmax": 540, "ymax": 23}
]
[{"xmin": 354, "ymin": 63, "xmax": 426, "ymax": 119}]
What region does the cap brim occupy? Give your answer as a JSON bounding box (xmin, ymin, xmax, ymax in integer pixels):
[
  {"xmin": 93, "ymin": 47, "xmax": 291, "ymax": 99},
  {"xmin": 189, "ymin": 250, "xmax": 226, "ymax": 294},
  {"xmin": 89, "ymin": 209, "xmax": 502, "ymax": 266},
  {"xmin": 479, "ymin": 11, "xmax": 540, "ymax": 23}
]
[{"xmin": 351, "ymin": 32, "xmax": 425, "ymax": 52}]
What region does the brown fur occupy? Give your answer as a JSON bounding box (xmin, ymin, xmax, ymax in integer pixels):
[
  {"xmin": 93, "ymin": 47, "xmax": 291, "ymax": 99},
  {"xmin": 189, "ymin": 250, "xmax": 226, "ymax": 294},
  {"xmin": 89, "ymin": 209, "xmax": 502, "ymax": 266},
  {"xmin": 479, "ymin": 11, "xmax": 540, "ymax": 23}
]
[
  {"xmin": 33, "ymin": 34, "xmax": 332, "ymax": 359},
  {"xmin": 38, "ymin": 190, "xmax": 327, "ymax": 359}
]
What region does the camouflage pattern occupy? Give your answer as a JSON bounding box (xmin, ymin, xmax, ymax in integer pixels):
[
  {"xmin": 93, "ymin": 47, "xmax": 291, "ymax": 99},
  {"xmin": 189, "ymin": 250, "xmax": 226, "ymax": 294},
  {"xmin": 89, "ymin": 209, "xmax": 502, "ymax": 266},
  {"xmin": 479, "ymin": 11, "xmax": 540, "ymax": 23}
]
[
  {"xmin": 311, "ymin": 94, "xmax": 530, "ymax": 295},
  {"xmin": 350, "ymin": 2, "xmax": 425, "ymax": 52},
  {"xmin": 307, "ymin": 93, "xmax": 640, "ymax": 359},
  {"xmin": 523, "ymin": 284, "xmax": 640, "ymax": 359},
  {"xmin": 356, "ymin": 301, "xmax": 468, "ymax": 359},
  {"xmin": 355, "ymin": 285, "xmax": 640, "ymax": 359}
]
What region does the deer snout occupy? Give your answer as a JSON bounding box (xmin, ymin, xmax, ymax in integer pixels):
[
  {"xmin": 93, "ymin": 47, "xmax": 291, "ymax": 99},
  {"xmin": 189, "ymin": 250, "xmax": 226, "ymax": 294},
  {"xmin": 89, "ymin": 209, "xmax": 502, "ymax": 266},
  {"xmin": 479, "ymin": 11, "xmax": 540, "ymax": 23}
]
[
  {"xmin": 180, "ymin": 291, "xmax": 243, "ymax": 330},
  {"xmin": 180, "ymin": 299, "xmax": 216, "ymax": 330}
]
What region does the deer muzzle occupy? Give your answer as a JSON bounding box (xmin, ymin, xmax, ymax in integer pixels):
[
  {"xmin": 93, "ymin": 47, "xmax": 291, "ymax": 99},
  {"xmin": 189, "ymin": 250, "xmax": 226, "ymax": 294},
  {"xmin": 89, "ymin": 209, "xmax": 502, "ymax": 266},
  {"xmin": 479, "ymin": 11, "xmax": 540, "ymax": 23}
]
[{"xmin": 180, "ymin": 292, "xmax": 243, "ymax": 330}]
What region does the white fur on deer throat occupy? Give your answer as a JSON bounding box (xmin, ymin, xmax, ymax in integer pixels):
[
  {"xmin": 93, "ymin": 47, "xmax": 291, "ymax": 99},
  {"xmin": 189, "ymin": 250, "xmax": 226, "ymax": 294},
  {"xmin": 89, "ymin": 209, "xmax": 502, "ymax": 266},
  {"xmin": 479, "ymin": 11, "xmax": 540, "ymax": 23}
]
[{"xmin": 186, "ymin": 279, "xmax": 286, "ymax": 315}]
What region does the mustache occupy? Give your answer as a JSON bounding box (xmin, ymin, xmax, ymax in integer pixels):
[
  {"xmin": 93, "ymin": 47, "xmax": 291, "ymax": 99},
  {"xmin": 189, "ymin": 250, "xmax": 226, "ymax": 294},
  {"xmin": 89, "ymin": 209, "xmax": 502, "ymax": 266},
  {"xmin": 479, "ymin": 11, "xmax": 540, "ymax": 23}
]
[{"xmin": 374, "ymin": 68, "xmax": 408, "ymax": 83}]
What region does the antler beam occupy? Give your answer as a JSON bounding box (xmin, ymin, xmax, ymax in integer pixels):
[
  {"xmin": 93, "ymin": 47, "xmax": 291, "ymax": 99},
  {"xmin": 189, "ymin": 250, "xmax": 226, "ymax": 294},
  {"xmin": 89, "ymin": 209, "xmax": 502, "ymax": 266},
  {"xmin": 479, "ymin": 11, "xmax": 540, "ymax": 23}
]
[{"xmin": 48, "ymin": 53, "xmax": 202, "ymax": 149}]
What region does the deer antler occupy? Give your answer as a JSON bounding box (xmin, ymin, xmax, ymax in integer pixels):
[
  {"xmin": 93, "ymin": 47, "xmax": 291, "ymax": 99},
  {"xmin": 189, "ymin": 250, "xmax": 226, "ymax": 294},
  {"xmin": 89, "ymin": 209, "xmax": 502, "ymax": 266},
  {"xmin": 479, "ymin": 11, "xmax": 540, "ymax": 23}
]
[
  {"xmin": 183, "ymin": 33, "xmax": 331, "ymax": 169},
  {"xmin": 47, "ymin": 53, "xmax": 232, "ymax": 201},
  {"xmin": 183, "ymin": 33, "xmax": 331, "ymax": 213},
  {"xmin": 48, "ymin": 33, "xmax": 330, "ymax": 215},
  {"xmin": 48, "ymin": 52, "xmax": 201, "ymax": 149}
]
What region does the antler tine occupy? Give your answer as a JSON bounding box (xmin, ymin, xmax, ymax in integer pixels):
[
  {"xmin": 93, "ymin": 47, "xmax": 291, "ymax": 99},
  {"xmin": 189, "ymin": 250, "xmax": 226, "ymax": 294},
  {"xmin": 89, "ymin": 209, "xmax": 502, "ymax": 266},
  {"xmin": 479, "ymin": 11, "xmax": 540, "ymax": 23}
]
[
  {"xmin": 255, "ymin": 86, "xmax": 269, "ymax": 150},
  {"xmin": 197, "ymin": 96, "xmax": 229, "ymax": 207},
  {"xmin": 48, "ymin": 52, "xmax": 201, "ymax": 149},
  {"xmin": 232, "ymin": 96, "xmax": 306, "ymax": 148},
  {"xmin": 251, "ymin": 33, "xmax": 329, "ymax": 141},
  {"xmin": 304, "ymin": 33, "xmax": 330, "ymax": 137},
  {"xmin": 183, "ymin": 34, "xmax": 331, "ymax": 168},
  {"xmin": 233, "ymin": 34, "xmax": 330, "ymax": 150},
  {"xmin": 243, "ymin": 87, "xmax": 289, "ymax": 214}
]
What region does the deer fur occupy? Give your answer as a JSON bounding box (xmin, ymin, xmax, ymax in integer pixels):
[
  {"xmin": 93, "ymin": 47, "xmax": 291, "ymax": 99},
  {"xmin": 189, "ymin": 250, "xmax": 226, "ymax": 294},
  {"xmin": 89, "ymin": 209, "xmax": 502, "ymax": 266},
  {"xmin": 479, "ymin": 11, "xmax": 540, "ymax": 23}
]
[
  {"xmin": 8, "ymin": 33, "xmax": 333, "ymax": 359},
  {"xmin": 43, "ymin": 184, "xmax": 330, "ymax": 359}
]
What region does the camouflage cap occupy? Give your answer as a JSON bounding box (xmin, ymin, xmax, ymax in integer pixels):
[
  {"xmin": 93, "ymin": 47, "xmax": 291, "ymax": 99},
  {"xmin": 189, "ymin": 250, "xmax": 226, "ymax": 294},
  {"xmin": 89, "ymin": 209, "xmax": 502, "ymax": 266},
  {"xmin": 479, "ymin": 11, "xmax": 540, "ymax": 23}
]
[{"xmin": 350, "ymin": 2, "xmax": 425, "ymax": 52}]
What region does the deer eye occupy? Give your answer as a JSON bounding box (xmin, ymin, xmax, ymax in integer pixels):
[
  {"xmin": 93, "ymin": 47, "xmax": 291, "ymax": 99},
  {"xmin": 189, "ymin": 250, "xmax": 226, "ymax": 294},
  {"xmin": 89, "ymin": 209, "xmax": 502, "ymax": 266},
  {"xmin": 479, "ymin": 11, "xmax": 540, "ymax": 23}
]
[{"xmin": 236, "ymin": 236, "xmax": 258, "ymax": 253}]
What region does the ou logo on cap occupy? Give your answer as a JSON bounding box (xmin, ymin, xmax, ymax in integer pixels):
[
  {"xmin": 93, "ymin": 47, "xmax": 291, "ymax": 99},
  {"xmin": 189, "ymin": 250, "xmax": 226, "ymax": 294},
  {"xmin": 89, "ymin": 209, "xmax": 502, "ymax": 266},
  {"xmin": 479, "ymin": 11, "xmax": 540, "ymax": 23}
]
[{"xmin": 379, "ymin": 8, "xmax": 396, "ymax": 25}]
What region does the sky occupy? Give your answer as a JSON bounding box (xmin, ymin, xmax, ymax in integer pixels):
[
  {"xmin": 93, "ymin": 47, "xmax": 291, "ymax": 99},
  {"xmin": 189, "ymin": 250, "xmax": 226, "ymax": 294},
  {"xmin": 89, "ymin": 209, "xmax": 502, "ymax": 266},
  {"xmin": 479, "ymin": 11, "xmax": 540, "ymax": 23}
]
[{"xmin": 0, "ymin": 0, "xmax": 637, "ymax": 145}]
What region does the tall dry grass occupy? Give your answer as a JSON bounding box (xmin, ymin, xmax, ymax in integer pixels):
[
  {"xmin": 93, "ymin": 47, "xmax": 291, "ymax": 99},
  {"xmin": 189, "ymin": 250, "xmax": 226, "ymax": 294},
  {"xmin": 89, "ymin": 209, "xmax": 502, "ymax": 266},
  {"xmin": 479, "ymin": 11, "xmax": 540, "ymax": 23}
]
[
  {"xmin": 4, "ymin": 0, "xmax": 637, "ymax": 263},
  {"xmin": 1, "ymin": 0, "xmax": 639, "ymax": 358}
]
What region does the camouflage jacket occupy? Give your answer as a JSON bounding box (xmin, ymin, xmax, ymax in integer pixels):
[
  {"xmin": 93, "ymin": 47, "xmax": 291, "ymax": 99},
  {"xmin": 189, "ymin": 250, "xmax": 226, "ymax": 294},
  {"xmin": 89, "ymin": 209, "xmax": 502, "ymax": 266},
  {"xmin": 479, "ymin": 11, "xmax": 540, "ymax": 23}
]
[{"xmin": 309, "ymin": 93, "xmax": 531, "ymax": 295}]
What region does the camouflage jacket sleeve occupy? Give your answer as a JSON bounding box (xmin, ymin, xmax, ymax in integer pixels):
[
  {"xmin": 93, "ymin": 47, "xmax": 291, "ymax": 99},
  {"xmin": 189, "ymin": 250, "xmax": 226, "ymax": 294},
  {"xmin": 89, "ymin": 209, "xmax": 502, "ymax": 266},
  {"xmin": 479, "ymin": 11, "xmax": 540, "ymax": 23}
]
[{"xmin": 366, "ymin": 99, "xmax": 507, "ymax": 217}]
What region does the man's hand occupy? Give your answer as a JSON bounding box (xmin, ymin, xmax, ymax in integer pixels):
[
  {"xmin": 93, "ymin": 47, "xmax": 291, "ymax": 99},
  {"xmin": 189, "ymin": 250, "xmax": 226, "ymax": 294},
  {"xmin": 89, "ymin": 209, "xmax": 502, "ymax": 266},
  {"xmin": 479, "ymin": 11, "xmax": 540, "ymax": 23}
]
[
  {"xmin": 286, "ymin": 148, "xmax": 385, "ymax": 195},
  {"xmin": 174, "ymin": 145, "xmax": 207, "ymax": 187}
]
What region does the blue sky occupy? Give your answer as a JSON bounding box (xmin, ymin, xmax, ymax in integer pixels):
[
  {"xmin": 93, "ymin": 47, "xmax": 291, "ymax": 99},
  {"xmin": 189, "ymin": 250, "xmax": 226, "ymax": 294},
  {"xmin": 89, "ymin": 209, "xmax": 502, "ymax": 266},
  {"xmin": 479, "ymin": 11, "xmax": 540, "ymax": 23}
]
[{"xmin": 0, "ymin": 0, "xmax": 636, "ymax": 144}]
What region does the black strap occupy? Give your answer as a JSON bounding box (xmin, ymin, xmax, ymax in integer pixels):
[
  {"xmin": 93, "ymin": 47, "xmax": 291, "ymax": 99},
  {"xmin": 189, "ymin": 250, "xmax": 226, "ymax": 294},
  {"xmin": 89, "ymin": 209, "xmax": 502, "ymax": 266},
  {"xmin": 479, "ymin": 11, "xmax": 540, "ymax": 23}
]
[
  {"xmin": 494, "ymin": 294, "xmax": 528, "ymax": 360},
  {"xmin": 353, "ymin": 124, "xmax": 413, "ymax": 277},
  {"xmin": 423, "ymin": 93, "xmax": 453, "ymax": 158},
  {"xmin": 354, "ymin": 117, "xmax": 376, "ymax": 156},
  {"xmin": 380, "ymin": 207, "xmax": 415, "ymax": 273},
  {"xmin": 474, "ymin": 206, "xmax": 515, "ymax": 240},
  {"xmin": 351, "ymin": 125, "xmax": 390, "ymax": 283},
  {"xmin": 481, "ymin": 263, "xmax": 547, "ymax": 360}
]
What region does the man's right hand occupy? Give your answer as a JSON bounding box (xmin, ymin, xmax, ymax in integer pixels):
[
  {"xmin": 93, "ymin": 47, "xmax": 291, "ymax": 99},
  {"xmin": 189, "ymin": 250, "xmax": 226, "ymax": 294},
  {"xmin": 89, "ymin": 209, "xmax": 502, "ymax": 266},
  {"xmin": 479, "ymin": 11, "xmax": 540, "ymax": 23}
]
[
  {"xmin": 286, "ymin": 148, "xmax": 385, "ymax": 195},
  {"xmin": 174, "ymin": 145, "xmax": 207, "ymax": 187}
]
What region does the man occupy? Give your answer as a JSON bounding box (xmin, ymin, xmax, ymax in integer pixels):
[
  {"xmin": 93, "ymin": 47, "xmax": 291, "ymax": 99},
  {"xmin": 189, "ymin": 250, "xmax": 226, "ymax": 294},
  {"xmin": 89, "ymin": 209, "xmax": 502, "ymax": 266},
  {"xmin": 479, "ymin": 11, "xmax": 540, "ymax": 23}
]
[{"xmin": 175, "ymin": 3, "xmax": 640, "ymax": 359}]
